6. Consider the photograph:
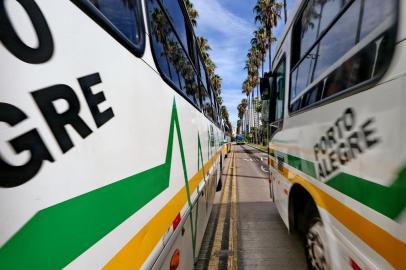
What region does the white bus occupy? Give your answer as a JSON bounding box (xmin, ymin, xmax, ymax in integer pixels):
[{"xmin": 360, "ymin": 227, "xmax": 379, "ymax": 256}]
[
  {"xmin": 261, "ymin": 0, "xmax": 406, "ymax": 269},
  {"xmin": 0, "ymin": 0, "xmax": 227, "ymax": 269}
]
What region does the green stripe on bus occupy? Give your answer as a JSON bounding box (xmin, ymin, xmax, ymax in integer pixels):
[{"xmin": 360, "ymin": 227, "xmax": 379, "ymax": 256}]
[
  {"xmin": 270, "ymin": 148, "xmax": 405, "ymax": 220},
  {"xmin": 0, "ymin": 100, "xmax": 194, "ymax": 269},
  {"xmin": 326, "ymin": 171, "xmax": 406, "ymax": 220},
  {"xmin": 273, "ymin": 150, "xmax": 317, "ymax": 178}
]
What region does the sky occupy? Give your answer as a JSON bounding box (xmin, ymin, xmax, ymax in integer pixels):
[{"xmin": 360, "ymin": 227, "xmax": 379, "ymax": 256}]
[{"xmin": 193, "ymin": 0, "xmax": 297, "ymax": 129}]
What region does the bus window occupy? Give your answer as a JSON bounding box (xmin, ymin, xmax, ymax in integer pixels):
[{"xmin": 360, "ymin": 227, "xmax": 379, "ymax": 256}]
[
  {"xmin": 199, "ymin": 54, "xmax": 208, "ymax": 91},
  {"xmin": 359, "ymin": 0, "xmax": 395, "ymax": 41},
  {"xmin": 201, "ymin": 84, "xmax": 213, "ymax": 121},
  {"xmin": 183, "ymin": 71, "xmax": 200, "ymax": 107},
  {"xmin": 275, "ymin": 58, "xmax": 286, "ymax": 121},
  {"xmin": 290, "ymin": 0, "xmax": 397, "ymax": 112},
  {"xmin": 210, "ymin": 90, "xmax": 218, "ymax": 123},
  {"xmin": 298, "ymin": 0, "xmax": 350, "ymax": 61},
  {"xmin": 147, "ymin": 0, "xmax": 200, "ymax": 108},
  {"xmin": 161, "ymin": 0, "xmax": 187, "ymax": 50},
  {"xmin": 89, "ymin": 0, "xmax": 143, "ymax": 45},
  {"xmin": 311, "ymin": 0, "xmax": 361, "ymax": 81}
]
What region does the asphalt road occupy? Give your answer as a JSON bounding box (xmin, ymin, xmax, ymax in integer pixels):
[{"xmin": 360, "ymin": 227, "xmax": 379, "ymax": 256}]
[
  {"xmin": 196, "ymin": 144, "xmax": 307, "ymax": 270},
  {"xmin": 235, "ymin": 144, "xmax": 306, "ymax": 270}
]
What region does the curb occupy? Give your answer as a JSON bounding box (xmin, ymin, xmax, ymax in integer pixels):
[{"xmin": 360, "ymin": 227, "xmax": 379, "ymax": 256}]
[{"xmin": 246, "ymin": 144, "xmax": 268, "ymax": 154}]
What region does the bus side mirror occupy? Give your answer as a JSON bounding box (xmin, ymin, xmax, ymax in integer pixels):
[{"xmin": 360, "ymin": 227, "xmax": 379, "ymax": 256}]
[
  {"xmin": 260, "ymin": 77, "xmax": 271, "ymax": 100},
  {"xmin": 268, "ymin": 74, "xmax": 277, "ymax": 124}
]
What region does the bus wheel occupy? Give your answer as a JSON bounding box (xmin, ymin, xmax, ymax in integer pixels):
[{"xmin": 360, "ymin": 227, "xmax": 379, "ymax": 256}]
[
  {"xmin": 304, "ymin": 205, "xmax": 329, "ymax": 270},
  {"xmin": 216, "ymin": 157, "xmax": 223, "ymax": 192}
]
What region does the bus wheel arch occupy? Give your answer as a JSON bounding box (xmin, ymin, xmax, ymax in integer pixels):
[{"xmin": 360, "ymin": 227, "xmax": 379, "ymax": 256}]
[
  {"xmin": 289, "ymin": 184, "xmax": 330, "ymax": 269},
  {"xmin": 288, "ymin": 184, "xmax": 315, "ymax": 234}
]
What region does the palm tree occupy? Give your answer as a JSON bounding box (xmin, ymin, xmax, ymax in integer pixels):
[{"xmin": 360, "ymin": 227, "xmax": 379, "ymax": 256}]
[
  {"xmin": 254, "ymin": 0, "xmax": 282, "ymax": 71},
  {"xmin": 237, "ymin": 119, "xmax": 242, "ymax": 134},
  {"xmin": 245, "ymin": 47, "xmax": 261, "ymax": 141},
  {"xmin": 217, "ymin": 95, "xmax": 223, "ymax": 105},
  {"xmin": 185, "ymin": 0, "xmax": 199, "ymax": 27},
  {"xmin": 238, "ymin": 98, "xmax": 248, "ymax": 134},
  {"xmin": 211, "ymin": 74, "xmax": 222, "ymax": 96},
  {"xmin": 151, "ymin": 9, "xmax": 174, "ymax": 79},
  {"xmin": 242, "ymin": 78, "xmax": 253, "ymax": 135},
  {"xmin": 251, "ymin": 27, "xmax": 268, "ymax": 76},
  {"xmin": 196, "ymin": 37, "xmax": 217, "ymax": 82},
  {"xmin": 221, "ymin": 105, "xmax": 229, "ymax": 123},
  {"xmin": 182, "ymin": 0, "xmax": 230, "ymax": 131},
  {"xmin": 197, "ymin": 36, "xmax": 211, "ymax": 61},
  {"xmin": 221, "ymin": 105, "xmax": 232, "ymax": 134}
]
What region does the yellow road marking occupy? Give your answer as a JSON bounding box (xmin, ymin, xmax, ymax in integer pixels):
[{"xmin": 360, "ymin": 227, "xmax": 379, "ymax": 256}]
[
  {"xmin": 269, "ymin": 156, "xmax": 406, "ymax": 270},
  {"xmin": 208, "ymin": 151, "xmax": 233, "ymax": 269},
  {"xmin": 103, "ymin": 151, "xmax": 221, "ymax": 270},
  {"xmin": 228, "ymin": 148, "xmax": 238, "ymax": 270}
]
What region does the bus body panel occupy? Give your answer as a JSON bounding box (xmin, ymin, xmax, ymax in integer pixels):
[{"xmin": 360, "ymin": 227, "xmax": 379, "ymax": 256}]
[
  {"xmin": 269, "ymin": 0, "xmax": 406, "ymax": 269},
  {"xmin": 270, "ymin": 71, "xmax": 405, "ymax": 269},
  {"xmin": 0, "ymin": 0, "xmax": 224, "ymax": 269}
]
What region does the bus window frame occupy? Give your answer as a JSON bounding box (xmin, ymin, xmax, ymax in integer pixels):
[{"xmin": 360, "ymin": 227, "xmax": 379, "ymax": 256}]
[
  {"xmin": 287, "ymin": 0, "xmax": 399, "ymax": 116},
  {"xmin": 71, "ymin": 0, "xmax": 145, "ymax": 58},
  {"xmin": 146, "ymin": 0, "xmax": 222, "ymax": 127},
  {"xmin": 269, "ymin": 54, "xmax": 286, "ymax": 138}
]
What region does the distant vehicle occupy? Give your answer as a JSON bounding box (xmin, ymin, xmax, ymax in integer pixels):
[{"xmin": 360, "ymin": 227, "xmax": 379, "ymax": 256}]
[
  {"xmin": 236, "ymin": 134, "xmax": 245, "ymax": 145},
  {"xmin": 261, "ymin": 0, "xmax": 404, "ymax": 269},
  {"xmin": 222, "ymin": 122, "xmax": 232, "ymax": 158},
  {"xmin": 0, "ymin": 0, "xmax": 226, "ymax": 269}
]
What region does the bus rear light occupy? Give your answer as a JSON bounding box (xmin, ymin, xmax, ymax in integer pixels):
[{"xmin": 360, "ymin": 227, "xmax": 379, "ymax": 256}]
[
  {"xmin": 170, "ymin": 249, "xmax": 180, "ymax": 270},
  {"xmin": 172, "ymin": 213, "xmax": 181, "ymax": 230},
  {"xmin": 350, "ymin": 258, "xmax": 361, "ymax": 270}
]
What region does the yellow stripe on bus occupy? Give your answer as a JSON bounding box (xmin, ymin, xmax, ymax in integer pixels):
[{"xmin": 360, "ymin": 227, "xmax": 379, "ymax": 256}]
[
  {"xmin": 270, "ymin": 158, "xmax": 405, "ymax": 270},
  {"xmin": 103, "ymin": 151, "xmax": 221, "ymax": 270}
]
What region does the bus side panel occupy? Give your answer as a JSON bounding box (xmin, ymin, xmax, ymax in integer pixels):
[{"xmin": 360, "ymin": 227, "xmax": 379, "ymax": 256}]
[
  {"xmin": 0, "ymin": 1, "xmax": 225, "ymax": 269},
  {"xmin": 271, "ymin": 69, "xmax": 405, "ymax": 269}
]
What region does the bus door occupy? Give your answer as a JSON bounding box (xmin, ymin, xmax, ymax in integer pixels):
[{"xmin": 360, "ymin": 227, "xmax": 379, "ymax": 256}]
[{"xmin": 268, "ymin": 57, "xmax": 290, "ymax": 223}]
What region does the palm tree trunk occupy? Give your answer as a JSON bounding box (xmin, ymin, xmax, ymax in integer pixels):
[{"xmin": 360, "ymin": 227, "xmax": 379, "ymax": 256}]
[
  {"xmin": 246, "ymin": 93, "xmax": 250, "ymax": 135},
  {"xmin": 251, "ymin": 90, "xmax": 255, "ymax": 143},
  {"xmin": 268, "ymin": 28, "xmax": 272, "ymax": 72},
  {"xmin": 284, "ymin": 0, "xmax": 287, "ymax": 24},
  {"xmin": 268, "ymin": 44, "xmax": 272, "ymax": 72},
  {"xmin": 256, "ymin": 85, "xmax": 259, "ymax": 144}
]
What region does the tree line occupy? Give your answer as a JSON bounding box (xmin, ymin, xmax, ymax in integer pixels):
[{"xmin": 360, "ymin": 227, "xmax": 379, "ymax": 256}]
[
  {"xmin": 237, "ymin": 0, "xmax": 287, "ymax": 145},
  {"xmin": 185, "ymin": 0, "xmax": 232, "ymax": 134}
]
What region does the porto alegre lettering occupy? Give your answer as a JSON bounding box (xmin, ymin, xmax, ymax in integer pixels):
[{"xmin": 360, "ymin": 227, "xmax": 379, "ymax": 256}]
[
  {"xmin": 0, "ymin": 73, "xmax": 114, "ymax": 188},
  {"xmin": 314, "ymin": 108, "xmax": 380, "ymax": 179}
]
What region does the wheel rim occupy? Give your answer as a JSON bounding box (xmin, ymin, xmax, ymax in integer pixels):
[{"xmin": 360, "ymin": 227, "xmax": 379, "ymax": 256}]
[{"xmin": 306, "ymin": 220, "xmax": 329, "ymax": 270}]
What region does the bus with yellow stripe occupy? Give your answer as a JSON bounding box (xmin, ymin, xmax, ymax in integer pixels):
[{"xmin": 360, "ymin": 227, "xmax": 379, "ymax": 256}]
[
  {"xmin": 261, "ymin": 0, "xmax": 406, "ymax": 269},
  {"xmin": 0, "ymin": 0, "xmax": 227, "ymax": 269}
]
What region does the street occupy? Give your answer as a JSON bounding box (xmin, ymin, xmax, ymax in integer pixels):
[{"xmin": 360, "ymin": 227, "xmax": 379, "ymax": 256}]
[{"xmin": 196, "ymin": 144, "xmax": 307, "ymax": 270}]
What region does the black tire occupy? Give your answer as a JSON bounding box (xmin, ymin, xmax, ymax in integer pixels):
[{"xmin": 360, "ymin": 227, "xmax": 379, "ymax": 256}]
[
  {"xmin": 303, "ymin": 202, "xmax": 330, "ymax": 270},
  {"xmin": 216, "ymin": 157, "xmax": 223, "ymax": 192}
]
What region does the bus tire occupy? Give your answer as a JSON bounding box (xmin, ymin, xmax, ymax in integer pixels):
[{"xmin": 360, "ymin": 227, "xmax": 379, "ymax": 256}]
[
  {"xmin": 303, "ymin": 202, "xmax": 329, "ymax": 270},
  {"xmin": 216, "ymin": 157, "xmax": 223, "ymax": 192}
]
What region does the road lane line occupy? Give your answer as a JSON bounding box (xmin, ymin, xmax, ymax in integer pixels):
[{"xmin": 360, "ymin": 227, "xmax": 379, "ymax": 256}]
[
  {"xmin": 228, "ymin": 148, "xmax": 238, "ymax": 270},
  {"xmin": 260, "ymin": 165, "xmax": 269, "ymax": 173},
  {"xmin": 208, "ymin": 151, "xmax": 233, "ymax": 270}
]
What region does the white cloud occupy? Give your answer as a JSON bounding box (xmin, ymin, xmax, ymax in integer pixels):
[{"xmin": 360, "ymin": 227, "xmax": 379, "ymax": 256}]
[
  {"xmin": 194, "ymin": 0, "xmax": 255, "ymax": 127},
  {"xmin": 193, "ymin": 0, "xmax": 298, "ymax": 128},
  {"xmin": 194, "ymin": 0, "xmax": 253, "ymax": 37},
  {"xmin": 195, "ymin": 0, "xmax": 254, "ymax": 84}
]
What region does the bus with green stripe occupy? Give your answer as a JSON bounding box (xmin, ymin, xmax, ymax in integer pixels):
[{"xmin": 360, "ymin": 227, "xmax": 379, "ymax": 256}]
[
  {"xmin": 260, "ymin": 0, "xmax": 405, "ymax": 269},
  {"xmin": 0, "ymin": 0, "xmax": 228, "ymax": 269}
]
